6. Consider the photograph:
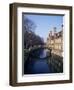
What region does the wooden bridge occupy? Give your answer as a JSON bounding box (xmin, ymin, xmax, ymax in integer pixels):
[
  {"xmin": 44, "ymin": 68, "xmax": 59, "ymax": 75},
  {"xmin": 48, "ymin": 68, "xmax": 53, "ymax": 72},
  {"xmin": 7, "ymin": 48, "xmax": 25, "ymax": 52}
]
[{"xmin": 27, "ymin": 45, "xmax": 52, "ymax": 52}]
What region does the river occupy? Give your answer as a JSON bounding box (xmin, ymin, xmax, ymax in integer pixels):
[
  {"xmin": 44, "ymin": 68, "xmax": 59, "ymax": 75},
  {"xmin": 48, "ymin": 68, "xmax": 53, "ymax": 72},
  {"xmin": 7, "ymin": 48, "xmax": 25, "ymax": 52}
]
[{"xmin": 24, "ymin": 48, "xmax": 56, "ymax": 74}]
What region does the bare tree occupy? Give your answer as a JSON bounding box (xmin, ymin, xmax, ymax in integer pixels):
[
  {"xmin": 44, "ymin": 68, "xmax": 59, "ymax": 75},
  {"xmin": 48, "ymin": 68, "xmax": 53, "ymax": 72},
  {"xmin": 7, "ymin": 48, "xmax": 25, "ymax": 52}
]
[
  {"xmin": 24, "ymin": 17, "xmax": 36, "ymax": 32},
  {"xmin": 23, "ymin": 16, "xmax": 44, "ymax": 49}
]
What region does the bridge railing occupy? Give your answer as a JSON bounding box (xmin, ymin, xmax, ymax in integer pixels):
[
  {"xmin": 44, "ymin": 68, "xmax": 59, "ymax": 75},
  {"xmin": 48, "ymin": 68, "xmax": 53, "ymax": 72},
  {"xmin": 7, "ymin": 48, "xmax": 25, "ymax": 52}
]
[{"xmin": 28, "ymin": 45, "xmax": 52, "ymax": 51}]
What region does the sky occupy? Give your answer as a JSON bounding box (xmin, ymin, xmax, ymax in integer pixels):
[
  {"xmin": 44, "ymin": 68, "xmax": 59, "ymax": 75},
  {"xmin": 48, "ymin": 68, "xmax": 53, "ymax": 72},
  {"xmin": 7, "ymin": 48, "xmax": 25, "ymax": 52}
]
[{"xmin": 23, "ymin": 14, "xmax": 63, "ymax": 42}]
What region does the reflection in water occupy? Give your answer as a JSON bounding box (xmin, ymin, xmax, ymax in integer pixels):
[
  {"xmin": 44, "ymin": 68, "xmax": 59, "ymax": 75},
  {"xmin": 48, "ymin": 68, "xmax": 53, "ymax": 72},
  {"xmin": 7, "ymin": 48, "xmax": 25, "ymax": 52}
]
[
  {"xmin": 24, "ymin": 48, "xmax": 56, "ymax": 74},
  {"xmin": 40, "ymin": 49, "xmax": 48, "ymax": 58}
]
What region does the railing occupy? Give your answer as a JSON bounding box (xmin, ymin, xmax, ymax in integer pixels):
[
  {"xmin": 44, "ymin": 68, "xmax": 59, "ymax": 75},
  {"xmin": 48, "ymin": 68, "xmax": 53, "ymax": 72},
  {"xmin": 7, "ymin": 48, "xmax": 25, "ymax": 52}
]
[
  {"xmin": 28, "ymin": 45, "xmax": 52, "ymax": 51},
  {"xmin": 24, "ymin": 45, "xmax": 52, "ymax": 60}
]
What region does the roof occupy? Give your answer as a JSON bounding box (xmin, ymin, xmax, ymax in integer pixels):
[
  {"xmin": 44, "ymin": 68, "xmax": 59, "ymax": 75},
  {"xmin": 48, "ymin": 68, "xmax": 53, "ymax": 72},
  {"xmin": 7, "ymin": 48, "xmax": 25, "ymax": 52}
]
[{"xmin": 48, "ymin": 30, "xmax": 63, "ymax": 39}]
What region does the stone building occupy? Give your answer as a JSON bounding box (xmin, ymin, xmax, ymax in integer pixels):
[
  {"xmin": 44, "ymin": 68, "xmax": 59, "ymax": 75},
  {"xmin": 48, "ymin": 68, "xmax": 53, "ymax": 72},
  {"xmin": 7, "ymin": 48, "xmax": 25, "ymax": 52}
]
[{"xmin": 46, "ymin": 25, "xmax": 63, "ymax": 57}]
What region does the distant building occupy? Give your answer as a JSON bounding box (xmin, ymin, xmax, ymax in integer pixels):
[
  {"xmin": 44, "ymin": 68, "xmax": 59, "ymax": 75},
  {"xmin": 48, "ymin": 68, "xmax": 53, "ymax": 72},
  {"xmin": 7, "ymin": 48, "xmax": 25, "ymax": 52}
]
[{"xmin": 46, "ymin": 25, "xmax": 63, "ymax": 57}]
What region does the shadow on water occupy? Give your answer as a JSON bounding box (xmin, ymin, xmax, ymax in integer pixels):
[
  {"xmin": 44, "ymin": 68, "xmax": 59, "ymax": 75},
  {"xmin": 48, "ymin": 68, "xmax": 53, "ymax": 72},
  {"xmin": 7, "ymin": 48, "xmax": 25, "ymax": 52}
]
[{"xmin": 24, "ymin": 48, "xmax": 63, "ymax": 74}]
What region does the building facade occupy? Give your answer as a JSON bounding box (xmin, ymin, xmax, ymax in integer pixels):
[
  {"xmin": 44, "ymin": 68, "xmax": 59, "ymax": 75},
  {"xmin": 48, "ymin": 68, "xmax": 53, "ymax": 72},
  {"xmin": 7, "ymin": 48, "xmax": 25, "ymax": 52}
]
[{"xmin": 46, "ymin": 25, "xmax": 63, "ymax": 57}]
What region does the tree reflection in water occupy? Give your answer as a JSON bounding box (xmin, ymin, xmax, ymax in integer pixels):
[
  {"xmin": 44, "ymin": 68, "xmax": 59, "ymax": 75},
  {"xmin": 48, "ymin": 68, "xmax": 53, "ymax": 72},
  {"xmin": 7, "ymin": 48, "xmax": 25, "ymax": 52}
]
[{"xmin": 24, "ymin": 48, "xmax": 55, "ymax": 74}]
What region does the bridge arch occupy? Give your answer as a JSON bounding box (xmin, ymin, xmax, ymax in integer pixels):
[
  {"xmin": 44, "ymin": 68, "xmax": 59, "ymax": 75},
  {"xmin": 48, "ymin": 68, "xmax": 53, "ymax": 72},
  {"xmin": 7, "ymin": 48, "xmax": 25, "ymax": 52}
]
[{"xmin": 28, "ymin": 45, "xmax": 52, "ymax": 52}]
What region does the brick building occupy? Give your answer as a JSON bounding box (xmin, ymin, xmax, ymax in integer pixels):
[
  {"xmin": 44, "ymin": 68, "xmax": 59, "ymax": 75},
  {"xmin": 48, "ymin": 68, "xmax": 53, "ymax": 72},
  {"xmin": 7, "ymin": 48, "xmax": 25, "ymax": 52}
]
[{"xmin": 46, "ymin": 25, "xmax": 63, "ymax": 57}]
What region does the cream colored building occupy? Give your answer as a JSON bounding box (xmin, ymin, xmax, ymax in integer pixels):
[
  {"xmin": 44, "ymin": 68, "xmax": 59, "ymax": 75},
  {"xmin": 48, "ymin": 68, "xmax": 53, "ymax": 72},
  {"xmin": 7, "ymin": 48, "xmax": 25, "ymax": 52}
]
[{"xmin": 46, "ymin": 26, "xmax": 63, "ymax": 57}]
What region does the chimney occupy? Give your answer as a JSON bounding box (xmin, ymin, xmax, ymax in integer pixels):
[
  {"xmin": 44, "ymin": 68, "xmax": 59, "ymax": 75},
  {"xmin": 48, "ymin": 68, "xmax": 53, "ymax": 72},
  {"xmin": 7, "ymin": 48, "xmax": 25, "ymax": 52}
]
[
  {"xmin": 61, "ymin": 24, "xmax": 63, "ymax": 31},
  {"xmin": 53, "ymin": 27, "xmax": 56, "ymax": 37},
  {"xmin": 50, "ymin": 31, "xmax": 52, "ymax": 37}
]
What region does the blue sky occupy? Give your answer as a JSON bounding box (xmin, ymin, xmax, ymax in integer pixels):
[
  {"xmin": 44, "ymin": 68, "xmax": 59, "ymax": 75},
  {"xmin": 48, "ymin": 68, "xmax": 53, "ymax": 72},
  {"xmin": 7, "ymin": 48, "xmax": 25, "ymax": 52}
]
[{"xmin": 23, "ymin": 14, "xmax": 63, "ymax": 42}]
